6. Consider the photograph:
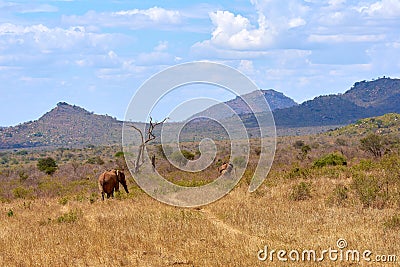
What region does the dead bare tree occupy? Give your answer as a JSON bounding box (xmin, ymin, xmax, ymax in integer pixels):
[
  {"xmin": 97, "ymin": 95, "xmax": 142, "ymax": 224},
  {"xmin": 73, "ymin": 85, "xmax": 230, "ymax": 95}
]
[{"xmin": 129, "ymin": 117, "xmax": 167, "ymax": 173}]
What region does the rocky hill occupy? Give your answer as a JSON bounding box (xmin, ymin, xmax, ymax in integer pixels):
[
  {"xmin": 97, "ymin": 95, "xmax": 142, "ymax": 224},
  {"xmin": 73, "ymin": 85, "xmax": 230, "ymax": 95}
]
[
  {"xmin": 190, "ymin": 89, "xmax": 297, "ymax": 120},
  {"xmin": 0, "ymin": 102, "xmax": 122, "ymax": 149},
  {"xmin": 327, "ymin": 113, "xmax": 400, "ymax": 137},
  {"xmin": 269, "ymin": 77, "xmax": 400, "ymax": 128}
]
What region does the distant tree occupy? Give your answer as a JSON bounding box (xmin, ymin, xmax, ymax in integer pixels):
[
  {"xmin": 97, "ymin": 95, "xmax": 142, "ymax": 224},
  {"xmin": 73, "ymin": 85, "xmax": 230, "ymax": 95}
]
[
  {"xmin": 37, "ymin": 157, "xmax": 58, "ymax": 175},
  {"xmin": 360, "ymin": 134, "xmax": 385, "ymax": 158}
]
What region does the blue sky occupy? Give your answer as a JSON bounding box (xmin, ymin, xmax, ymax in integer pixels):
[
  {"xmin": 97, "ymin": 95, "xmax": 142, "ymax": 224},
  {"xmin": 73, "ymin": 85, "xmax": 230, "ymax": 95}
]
[{"xmin": 1, "ymin": 0, "xmax": 400, "ymax": 126}]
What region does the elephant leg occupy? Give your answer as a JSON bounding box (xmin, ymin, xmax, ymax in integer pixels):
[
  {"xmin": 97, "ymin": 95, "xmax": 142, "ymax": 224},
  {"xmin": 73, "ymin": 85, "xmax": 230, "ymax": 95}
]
[
  {"xmin": 106, "ymin": 193, "xmax": 111, "ymax": 199},
  {"xmin": 101, "ymin": 192, "xmax": 105, "ymax": 201}
]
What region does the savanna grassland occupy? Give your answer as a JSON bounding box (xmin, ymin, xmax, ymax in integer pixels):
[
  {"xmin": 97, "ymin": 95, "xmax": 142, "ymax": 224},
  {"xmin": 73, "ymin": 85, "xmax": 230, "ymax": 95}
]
[{"xmin": 1, "ymin": 114, "xmax": 400, "ymax": 266}]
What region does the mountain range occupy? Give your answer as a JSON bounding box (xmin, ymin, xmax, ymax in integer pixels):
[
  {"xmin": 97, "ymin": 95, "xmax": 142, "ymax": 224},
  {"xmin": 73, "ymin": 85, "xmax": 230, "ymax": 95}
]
[
  {"xmin": 190, "ymin": 89, "xmax": 298, "ymax": 120},
  {"xmin": 269, "ymin": 77, "xmax": 400, "ymax": 127},
  {"xmin": 1, "ymin": 77, "xmax": 399, "ymax": 149}
]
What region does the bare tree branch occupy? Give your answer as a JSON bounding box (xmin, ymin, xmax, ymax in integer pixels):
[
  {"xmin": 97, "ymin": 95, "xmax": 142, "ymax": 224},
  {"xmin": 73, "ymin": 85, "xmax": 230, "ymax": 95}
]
[{"xmin": 129, "ymin": 117, "xmax": 168, "ymax": 173}]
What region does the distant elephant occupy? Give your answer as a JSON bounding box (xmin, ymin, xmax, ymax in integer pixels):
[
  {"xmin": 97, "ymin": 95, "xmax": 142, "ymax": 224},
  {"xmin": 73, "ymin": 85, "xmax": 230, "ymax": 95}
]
[
  {"xmin": 98, "ymin": 169, "xmax": 129, "ymax": 200},
  {"xmin": 218, "ymin": 162, "xmax": 233, "ymax": 174}
]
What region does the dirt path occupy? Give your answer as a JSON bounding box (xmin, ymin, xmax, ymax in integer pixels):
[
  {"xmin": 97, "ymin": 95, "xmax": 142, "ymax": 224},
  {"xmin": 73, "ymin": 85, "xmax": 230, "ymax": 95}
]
[{"xmin": 199, "ymin": 208, "xmax": 265, "ymax": 245}]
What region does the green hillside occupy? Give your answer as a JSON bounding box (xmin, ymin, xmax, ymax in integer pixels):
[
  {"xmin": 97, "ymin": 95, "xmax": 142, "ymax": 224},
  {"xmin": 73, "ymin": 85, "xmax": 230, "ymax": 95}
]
[{"xmin": 328, "ymin": 113, "xmax": 400, "ymax": 137}]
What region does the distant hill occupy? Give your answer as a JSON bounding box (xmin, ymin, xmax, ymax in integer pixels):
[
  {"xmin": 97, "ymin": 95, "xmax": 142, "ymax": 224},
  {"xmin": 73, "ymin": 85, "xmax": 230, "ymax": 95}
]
[
  {"xmin": 266, "ymin": 77, "xmax": 400, "ymax": 128},
  {"xmin": 327, "ymin": 113, "xmax": 400, "ymax": 137},
  {"xmin": 1, "ymin": 77, "xmax": 400, "ymax": 149},
  {"xmin": 0, "ymin": 102, "xmax": 122, "ymax": 149},
  {"xmin": 190, "ymin": 89, "xmax": 298, "ymax": 120}
]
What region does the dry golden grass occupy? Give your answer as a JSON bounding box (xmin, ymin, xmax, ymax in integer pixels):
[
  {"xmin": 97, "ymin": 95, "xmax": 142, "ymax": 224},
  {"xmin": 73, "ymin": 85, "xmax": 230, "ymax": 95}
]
[
  {"xmin": 1, "ymin": 134, "xmax": 400, "ymax": 266},
  {"xmin": 1, "ymin": 177, "xmax": 399, "ymax": 266}
]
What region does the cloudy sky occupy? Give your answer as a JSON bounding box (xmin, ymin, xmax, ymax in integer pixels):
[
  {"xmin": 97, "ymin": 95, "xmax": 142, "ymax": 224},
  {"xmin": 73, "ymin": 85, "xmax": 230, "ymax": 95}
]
[{"xmin": 1, "ymin": 0, "xmax": 400, "ymax": 126}]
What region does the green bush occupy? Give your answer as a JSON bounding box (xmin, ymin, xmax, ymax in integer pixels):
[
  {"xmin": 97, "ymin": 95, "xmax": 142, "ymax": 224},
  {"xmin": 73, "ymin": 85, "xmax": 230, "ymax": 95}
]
[
  {"xmin": 57, "ymin": 209, "xmax": 79, "ymax": 223},
  {"xmin": 114, "ymin": 151, "xmax": 124, "ymax": 158},
  {"xmin": 360, "ymin": 133, "xmax": 385, "ymax": 157},
  {"xmin": 233, "ymin": 156, "xmax": 247, "ymax": 168},
  {"xmin": 7, "ymin": 209, "xmax": 14, "ymax": 217},
  {"xmin": 86, "ymin": 156, "xmax": 104, "ymax": 165},
  {"xmin": 181, "ymin": 150, "xmax": 195, "ymax": 160},
  {"xmin": 313, "ymin": 153, "xmax": 347, "ymax": 168},
  {"xmin": 37, "ymin": 157, "xmax": 58, "ymax": 175},
  {"xmin": 286, "ymin": 166, "xmax": 310, "ymax": 179},
  {"xmin": 290, "ymin": 181, "xmax": 311, "ymax": 201},
  {"xmin": 351, "ymin": 174, "xmax": 381, "ymax": 208}
]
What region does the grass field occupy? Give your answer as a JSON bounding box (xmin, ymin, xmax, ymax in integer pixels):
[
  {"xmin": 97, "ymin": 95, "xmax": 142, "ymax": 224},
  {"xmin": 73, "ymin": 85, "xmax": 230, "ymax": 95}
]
[{"xmin": 1, "ymin": 122, "xmax": 400, "ymax": 266}]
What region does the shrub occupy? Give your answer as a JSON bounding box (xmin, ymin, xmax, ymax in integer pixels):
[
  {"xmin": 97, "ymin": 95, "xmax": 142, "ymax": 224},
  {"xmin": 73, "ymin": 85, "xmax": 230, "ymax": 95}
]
[
  {"xmin": 293, "ymin": 140, "xmax": 305, "ymax": 149},
  {"xmin": 12, "ymin": 186, "xmax": 32, "ymax": 199},
  {"xmin": 233, "ymin": 156, "xmax": 246, "ymax": 168},
  {"xmin": 181, "ymin": 150, "xmax": 195, "ymax": 160},
  {"xmin": 89, "ymin": 193, "xmax": 97, "ymax": 204},
  {"xmin": 18, "ymin": 170, "xmax": 29, "ymax": 181},
  {"xmin": 384, "ymin": 214, "xmax": 400, "ymax": 229},
  {"xmin": 360, "ymin": 134, "xmax": 385, "ymax": 157},
  {"xmin": 327, "ymin": 184, "xmax": 348, "ymax": 206},
  {"xmin": 86, "ymin": 156, "xmax": 104, "ymax": 165},
  {"xmin": 290, "ymin": 181, "xmax": 311, "ymax": 201},
  {"xmin": 335, "ymin": 138, "xmax": 347, "ymax": 146},
  {"xmin": 7, "ymin": 209, "xmax": 13, "ymax": 217},
  {"xmin": 58, "ymin": 197, "xmax": 68, "ymax": 205},
  {"xmin": 57, "ymin": 209, "xmax": 79, "ymax": 223},
  {"xmin": 351, "ymin": 174, "xmax": 381, "ymax": 208},
  {"xmin": 37, "ymin": 157, "xmax": 58, "ymax": 175},
  {"xmin": 114, "ymin": 151, "xmax": 124, "ymax": 158},
  {"xmin": 313, "ymin": 153, "xmax": 347, "ymax": 168},
  {"xmin": 286, "ymin": 166, "xmax": 310, "ymax": 179}
]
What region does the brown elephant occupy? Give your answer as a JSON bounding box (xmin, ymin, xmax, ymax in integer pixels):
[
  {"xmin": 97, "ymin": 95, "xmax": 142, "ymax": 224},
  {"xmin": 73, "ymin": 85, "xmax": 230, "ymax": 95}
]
[{"xmin": 98, "ymin": 169, "xmax": 129, "ymax": 200}]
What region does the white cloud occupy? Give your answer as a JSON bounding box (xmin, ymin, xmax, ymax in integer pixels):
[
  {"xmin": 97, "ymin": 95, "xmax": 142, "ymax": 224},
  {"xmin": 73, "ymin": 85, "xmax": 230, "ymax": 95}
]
[
  {"xmin": 0, "ymin": 23, "xmax": 123, "ymax": 55},
  {"xmin": 112, "ymin": 7, "xmax": 181, "ymax": 24},
  {"xmin": 136, "ymin": 42, "xmax": 176, "ymax": 66},
  {"xmin": 155, "ymin": 41, "xmax": 168, "ymax": 52},
  {"xmin": 195, "ymin": 10, "xmax": 277, "ymax": 50},
  {"xmin": 238, "ymin": 60, "xmax": 254, "ymax": 75},
  {"xmin": 63, "ymin": 7, "xmax": 182, "ymax": 30},
  {"xmin": 288, "ymin": 17, "xmax": 306, "ymax": 28},
  {"xmin": 308, "ymin": 34, "xmax": 386, "ymax": 43},
  {"xmin": 357, "ymin": 0, "xmax": 400, "ymax": 17}
]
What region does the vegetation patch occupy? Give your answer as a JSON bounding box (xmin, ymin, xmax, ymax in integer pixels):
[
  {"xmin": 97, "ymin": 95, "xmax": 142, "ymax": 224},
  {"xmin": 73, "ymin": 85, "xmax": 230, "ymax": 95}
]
[
  {"xmin": 290, "ymin": 181, "xmax": 312, "ymax": 201},
  {"xmin": 37, "ymin": 157, "xmax": 58, "ymax": 175},
  {"xmin": 384, "ymin": 214, "xmax": 400, "ymax": 230},
  {"xmin": 313, "ymin": 153, "xmax": 347, "ymax": 168},
  {"xmin": 57, "ymin": 209, "xmax": 80, "ymax": 223}
]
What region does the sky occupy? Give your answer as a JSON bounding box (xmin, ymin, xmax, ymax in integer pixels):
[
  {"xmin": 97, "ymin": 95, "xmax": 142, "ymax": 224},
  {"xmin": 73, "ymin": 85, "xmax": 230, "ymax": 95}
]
[{"xmin": 1, "ymin": 0, "xmax": 400, "ymax": 126}]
